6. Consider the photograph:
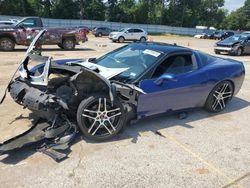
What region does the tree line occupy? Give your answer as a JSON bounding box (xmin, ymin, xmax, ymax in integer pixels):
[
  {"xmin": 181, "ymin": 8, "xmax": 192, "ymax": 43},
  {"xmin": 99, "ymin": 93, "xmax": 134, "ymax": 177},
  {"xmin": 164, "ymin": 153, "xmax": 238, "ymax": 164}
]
[{"xmin": 0, "ymin": 0, "xmax": 249, "ymax": 30}]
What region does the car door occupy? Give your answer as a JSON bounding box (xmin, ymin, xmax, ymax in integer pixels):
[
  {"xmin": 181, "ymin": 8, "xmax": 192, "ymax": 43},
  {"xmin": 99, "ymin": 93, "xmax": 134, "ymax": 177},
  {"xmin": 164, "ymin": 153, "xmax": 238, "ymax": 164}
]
[
  {"xmin": 125, "ymin": 29, "xmax": 135, "ymax": 40},
  {"xmin": 134, "ymin": 29, "xmax": 143, "ymax": 40},
  {"xmin": 137, "ymin": 53, "xmax": 211, "ymax": 118},
  {"xmin": 15, "ymin": 18, "xmax": 42, "ymax": 45}
]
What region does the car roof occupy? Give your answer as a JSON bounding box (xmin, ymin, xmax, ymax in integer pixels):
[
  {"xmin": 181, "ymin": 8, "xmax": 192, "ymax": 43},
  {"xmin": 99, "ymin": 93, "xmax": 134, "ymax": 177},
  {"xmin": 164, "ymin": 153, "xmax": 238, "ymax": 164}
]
[{"xmin": 129, "ymin": 42, "xmax": 191, "ymax": 54}]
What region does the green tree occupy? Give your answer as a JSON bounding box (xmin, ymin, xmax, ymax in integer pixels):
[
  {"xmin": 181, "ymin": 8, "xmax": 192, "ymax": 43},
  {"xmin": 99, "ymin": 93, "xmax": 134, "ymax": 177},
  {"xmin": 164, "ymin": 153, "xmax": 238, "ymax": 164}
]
[
  {"xmin": 223, "ymin": 0, "xmax": 250, "ymax": 30},
  {"xmin": 0, "ymin": 0, "xmax": 35, "ymax": 16},
  {"xmin": 52, "ymin": 0, "xmax": 79, "ymax": 19}
]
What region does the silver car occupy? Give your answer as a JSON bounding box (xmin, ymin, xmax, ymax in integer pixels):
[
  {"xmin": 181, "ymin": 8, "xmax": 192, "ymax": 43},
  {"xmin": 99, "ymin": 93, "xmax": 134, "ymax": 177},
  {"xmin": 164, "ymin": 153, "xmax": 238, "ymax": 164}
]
[{"xmin": 109, "ymin": 28, "xmax": 148, "ymax": 43}]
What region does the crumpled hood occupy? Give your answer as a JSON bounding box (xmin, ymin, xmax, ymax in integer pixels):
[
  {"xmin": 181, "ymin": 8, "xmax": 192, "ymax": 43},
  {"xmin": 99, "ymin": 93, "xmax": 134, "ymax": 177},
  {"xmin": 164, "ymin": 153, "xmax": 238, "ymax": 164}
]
[
  {"xmin": 216, "ymin": 40, "xmax": 239, "ymax": 46},
  {"xmin": 66, "ymin": 60, "xmax": 128, "ymax": 79}
]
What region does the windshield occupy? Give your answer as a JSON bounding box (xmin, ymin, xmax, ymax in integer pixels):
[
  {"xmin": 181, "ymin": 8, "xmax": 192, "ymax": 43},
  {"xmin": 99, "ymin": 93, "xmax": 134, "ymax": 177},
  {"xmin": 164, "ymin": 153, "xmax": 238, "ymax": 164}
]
[
  {"xmin": 95, "ymin": 45, "xmax": 163, "ymax": 82},
  {"xmin": 223, "ymin": 34, "xmax": 247, "ymax": 42},
  {"xmin": 119, "ymin": 28, "xmax": 126, "ymax": 32}
]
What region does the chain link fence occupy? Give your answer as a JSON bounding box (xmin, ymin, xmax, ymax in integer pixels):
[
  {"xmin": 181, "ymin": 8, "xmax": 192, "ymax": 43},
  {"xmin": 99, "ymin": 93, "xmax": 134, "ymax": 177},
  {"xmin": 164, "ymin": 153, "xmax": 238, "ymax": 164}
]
[{"xmin": 0, "ymin": 15, "xmax": 207, "ymax": 36}]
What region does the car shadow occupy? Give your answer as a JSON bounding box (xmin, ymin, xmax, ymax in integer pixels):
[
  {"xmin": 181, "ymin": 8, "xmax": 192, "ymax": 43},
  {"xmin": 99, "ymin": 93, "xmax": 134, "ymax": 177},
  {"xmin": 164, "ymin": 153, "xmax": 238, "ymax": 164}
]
[
  {"xmin": 0, "ymin": 97, "xmax": 249, "ymax": 164},
  {"xmin": 11, "ymin": 47, "xmax": 95, "ymax": 52}
]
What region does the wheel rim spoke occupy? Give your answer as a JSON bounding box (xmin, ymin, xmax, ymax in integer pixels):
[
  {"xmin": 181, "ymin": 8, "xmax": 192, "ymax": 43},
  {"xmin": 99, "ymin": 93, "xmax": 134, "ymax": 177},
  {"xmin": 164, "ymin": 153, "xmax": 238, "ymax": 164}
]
[
  {"xmin": 108, "ymin": 112, "xmax": 121, "ymax": 119},
  {"xmin": 102, "ymin": 123, "xmax": 112, "ymax": 134},
  {"xmin": 219, "ymin": 84, "xmax": 228, "ymax": 93},
  {"xmin": 221, "ymin": 99, "xmax": 226, "ymax": 109},
  {"xmin": 88, "ymin": 120, "xmax": 97, "ymax": 133},
  {"xmin": 218, "ymin": 100, "xmax": 223, "ymax": 110},
  {"xmin": 92, "ymin": 123, "xmax": 102, "ymax": 135},
  {"xmin": 212, "ymin": 99, "xmax": 220, "ymax": 110},
  {"xmin": 82, "ymin": 113, "xmax": 96, "ymax": 120},
  {"xmin": 98, "ymin": 98, "xmax": 101, "ymax": 111},
  {"xmin": 104, "ymin": 98, "xmax": 107, "ymax": 111},
  {"xmin": 107, "ymin": 119, "xmax": 116, "ymax": 131},
  {"xmin": 107, "ymin": 108, "xmax": 120, "ymax": 113},
  {"xmin": 84, "ymin": 109, "xmax": 97, "ymax": 114}
]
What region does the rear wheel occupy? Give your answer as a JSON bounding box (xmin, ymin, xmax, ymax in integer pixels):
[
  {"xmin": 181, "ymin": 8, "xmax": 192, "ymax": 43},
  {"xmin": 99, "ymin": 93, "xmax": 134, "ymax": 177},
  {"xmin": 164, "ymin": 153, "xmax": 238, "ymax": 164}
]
[
  {"xmin": 140, "ymin": 37, "xmax": 146, "ymax": 42},
  {"xmin": 0, "ymin": 37, "xmax": 15, "ymax": 51},
  {"xmin": 77, "ymin": 96, "xmax": 126, "ymax": 141},
  {"xmin": 62, "ymin": 38, "xmax": 75, "ymax": 50},
  {"xmin": 205, "ymin": 81, "xmax": 234, "ymax": 112}
]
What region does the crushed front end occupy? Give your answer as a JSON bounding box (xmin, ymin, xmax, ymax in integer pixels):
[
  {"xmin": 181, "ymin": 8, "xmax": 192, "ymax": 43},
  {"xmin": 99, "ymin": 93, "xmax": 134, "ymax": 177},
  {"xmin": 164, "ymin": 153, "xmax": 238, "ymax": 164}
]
[{"xmin": 0, "ymin": 30, "xmax": 142, "ymax": 161}]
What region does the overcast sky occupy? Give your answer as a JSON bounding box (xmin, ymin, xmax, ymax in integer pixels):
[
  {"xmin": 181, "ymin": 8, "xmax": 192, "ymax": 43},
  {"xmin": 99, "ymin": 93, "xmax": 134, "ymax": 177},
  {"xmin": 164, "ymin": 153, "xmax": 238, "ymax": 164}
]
[{"xmin": 224, "ymin": 0, "xmax": 245, "ymax": 11}]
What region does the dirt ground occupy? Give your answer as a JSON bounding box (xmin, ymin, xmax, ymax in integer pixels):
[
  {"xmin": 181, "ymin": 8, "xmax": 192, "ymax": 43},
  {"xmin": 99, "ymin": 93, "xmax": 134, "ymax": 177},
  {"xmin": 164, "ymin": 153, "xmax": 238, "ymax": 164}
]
[{"xmin": 0, "ymin": 34, "xmax": 250, "ymax": 188}]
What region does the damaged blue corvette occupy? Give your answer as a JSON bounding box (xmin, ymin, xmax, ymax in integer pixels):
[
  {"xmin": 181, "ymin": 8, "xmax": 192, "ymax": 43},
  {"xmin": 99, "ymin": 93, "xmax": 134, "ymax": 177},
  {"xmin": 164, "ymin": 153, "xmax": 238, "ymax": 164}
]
[{"xmin": 0, "ymin": 30, "xmax": 245, "ymax": 160}]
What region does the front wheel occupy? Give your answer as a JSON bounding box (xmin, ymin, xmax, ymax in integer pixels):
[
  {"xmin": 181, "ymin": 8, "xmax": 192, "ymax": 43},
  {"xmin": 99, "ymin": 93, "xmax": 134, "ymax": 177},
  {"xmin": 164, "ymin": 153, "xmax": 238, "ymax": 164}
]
[
  {"xmin": 77, "ymin": 96, "xmax": 126, "ymax": 141},
  {"xmin": 118, "ymin": 36, "xmax": 125, "ymax": 43},
  {"xmin": 236, "ymin": 47, "xmax": 243, "ymax": 56},
  {"xmin": 205, "ymin": 81, "xmax": 234, "ymax": 113}
]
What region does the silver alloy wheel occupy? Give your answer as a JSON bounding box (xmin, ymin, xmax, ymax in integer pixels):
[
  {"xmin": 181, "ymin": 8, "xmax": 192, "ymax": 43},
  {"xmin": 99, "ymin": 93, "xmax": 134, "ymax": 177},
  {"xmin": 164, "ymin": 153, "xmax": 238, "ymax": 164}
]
[
  {"xmin": 118, "ymin": 37, "xmax": 125, "ymax": 43},
  {"xmin": 81, "ymin": 98, "xmax": 122, "ymax": 136},
  {"xmin": 212, "ymin": 83, "xmax": 233, "ymax": 111}
]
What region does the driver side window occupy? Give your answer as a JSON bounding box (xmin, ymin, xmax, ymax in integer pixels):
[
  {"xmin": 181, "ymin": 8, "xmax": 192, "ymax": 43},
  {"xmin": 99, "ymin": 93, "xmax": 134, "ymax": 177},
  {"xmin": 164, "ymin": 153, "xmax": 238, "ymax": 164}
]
[
  {"xmin": 21, "ymin": 19, "xmax": 36, "ymax": 27},
  {"xmin": 152, "ymin": 54, "xmax": 196, "ymax": 78}
]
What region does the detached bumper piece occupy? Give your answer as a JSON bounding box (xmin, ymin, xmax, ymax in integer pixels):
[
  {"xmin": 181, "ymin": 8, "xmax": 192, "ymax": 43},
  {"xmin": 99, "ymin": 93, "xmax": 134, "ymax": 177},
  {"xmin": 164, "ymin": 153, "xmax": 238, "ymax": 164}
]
[
  {"xmin": 0, "ymin": 80, "xmax": 78, "ymax": 162},
  {"xmin": 0, "ymin": 116, "xmax": 77, "ymax": 162}
]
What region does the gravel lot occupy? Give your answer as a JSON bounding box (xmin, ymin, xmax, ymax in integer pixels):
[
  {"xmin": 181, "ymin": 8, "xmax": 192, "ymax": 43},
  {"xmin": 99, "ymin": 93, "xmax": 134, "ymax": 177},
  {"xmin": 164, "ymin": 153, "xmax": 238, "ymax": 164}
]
[{"xmin": 0, "ymin": 35, "xmax": 249, "ymax": 188}]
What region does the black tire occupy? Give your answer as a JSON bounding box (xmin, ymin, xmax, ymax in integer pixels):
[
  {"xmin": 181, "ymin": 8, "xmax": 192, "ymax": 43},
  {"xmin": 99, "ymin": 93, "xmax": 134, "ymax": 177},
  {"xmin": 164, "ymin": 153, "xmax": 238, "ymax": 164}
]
[
  {"xmin": 205, "ymin": 81, "xmax": 234, "ymax": 113},
  {"xmin": 62, "ymin": 38, "xmax": 75, "ymax": 50},
  {"xmin": 57, "ymin": 44, "xmax": 64, "ymax": 49},
  {"xmin": 0, "ymin": 37, "xmax": 15, "ymax": 51},
  {"xmin": 118, "ymin": 36, "xmax": 125, "ymax": 43},
  {"xmin": 98, "ymin": 33, "xmax": 102, "ymax": 37},
  {"xmin": 77, "ymin": 95, "xmax": 126, "ymax": 141},
  {"xmin": 236, "ymin": 47, "xmax": 243, "ymax": 56},
  {"xmin": 140, "ymin": 37, "xmax": 146, "ymax": 42}
]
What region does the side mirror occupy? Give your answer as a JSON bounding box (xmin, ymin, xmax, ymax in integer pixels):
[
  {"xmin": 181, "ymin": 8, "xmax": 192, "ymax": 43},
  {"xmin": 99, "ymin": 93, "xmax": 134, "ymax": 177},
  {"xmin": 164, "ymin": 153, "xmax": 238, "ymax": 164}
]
[
  {"xmin": 154, "ymin": 74, "xmax": 177, "ymax": 86},
  {"xmin": 18, "ymin": 23, "xmax": 25, "ymax": 29},
  {"xmin": 125, "ymin": 31, "xmax": 128, "ymax": 34}
]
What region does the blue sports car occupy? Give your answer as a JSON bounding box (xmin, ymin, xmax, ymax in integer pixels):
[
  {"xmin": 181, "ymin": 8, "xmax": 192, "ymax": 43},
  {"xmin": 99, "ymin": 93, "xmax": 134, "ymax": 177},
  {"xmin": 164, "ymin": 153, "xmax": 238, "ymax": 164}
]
[{"xmin": 1, "ymin": 30, "xmax": 245, "ymax": 145}]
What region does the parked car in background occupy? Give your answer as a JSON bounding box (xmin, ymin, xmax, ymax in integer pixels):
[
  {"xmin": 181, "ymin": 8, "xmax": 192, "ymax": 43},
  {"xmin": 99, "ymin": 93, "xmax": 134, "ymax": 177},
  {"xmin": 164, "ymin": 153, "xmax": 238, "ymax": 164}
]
[
  {"xmin": 194, "ymin": 33, "xmax": 206, "ymax": 39},
  {"xmin": 211, "ymin": 31, "xmax": 234, "ymax": 40},
  {"xmin": 0, "ymin": 17, "xmax": 88, "ymax": 51},
  {"xmin": 241, "ymin": 31, "xmax": 250, "ymax": 35},
  {"xmin": 109, "ymin": 28, "xmax": 148, "ymax": 43},
  {"xmin": 194, "ymin": 30, "xmax": 214, "ymax": 39},
  {"xmin": 214, "ymin": 34, "xmax": 250, "ymax": 55},
  {"xmin": 0, "ymin": 20, "xmax": 17, "ymax": 26},
  {"xmin": 92, "ymin": 27, "xmax": 112, "ymax": 37}
]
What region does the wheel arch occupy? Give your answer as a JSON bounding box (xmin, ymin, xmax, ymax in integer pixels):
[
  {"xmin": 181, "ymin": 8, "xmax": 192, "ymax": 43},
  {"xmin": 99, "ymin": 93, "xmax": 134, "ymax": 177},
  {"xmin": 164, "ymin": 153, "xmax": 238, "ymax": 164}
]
[
  {"xmin": 0, "ymin": 33, "xmax": 16, "ymax": 43},
  {"xmin": 61, "ymin": 35, "xmax": 76, "ymax": 43},
  {"xmin": 205, "ymin": 79, "xmax": 235, "ymax": 103}
]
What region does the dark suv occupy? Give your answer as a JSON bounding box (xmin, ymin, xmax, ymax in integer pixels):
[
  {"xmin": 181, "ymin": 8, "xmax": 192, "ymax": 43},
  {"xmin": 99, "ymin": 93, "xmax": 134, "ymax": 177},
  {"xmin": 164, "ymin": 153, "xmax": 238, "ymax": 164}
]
[
  {"xmin": 211, "ymin": 31, "xmax": 234, "ymax": 40},
  {"xmin": 93, "ymin": 27, "xmax": 112, "ymax": 37}
]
